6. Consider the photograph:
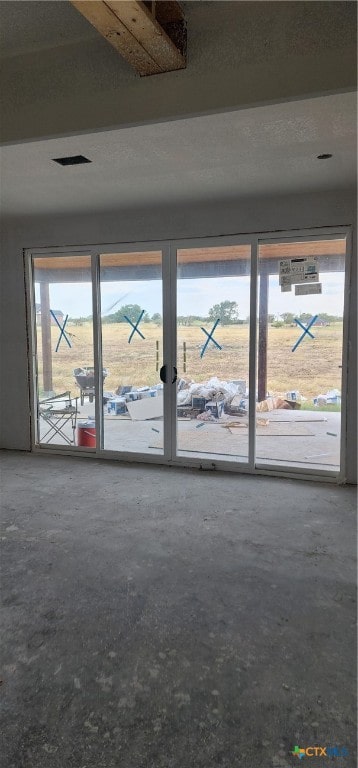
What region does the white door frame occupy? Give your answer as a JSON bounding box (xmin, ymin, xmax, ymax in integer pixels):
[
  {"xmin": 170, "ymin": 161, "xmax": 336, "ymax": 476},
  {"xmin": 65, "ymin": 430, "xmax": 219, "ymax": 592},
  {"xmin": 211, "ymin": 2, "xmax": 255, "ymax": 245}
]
[
  {"xmin": 253, "ymin": 228, "xmax": 351, "ymax": 480},
  {"xmin": 25, "ymin": 223, "xmax": 352, "ymax": 483},
  {"xmin": 25, "ymin": 246, "xmax": 97, "ymax": 452},
  {"xmin": 170, "ymin": 233, "xmax": 256, "ymax": 472},
  {"xmin": 91, "ymin": 242, "xmax": 173, "ymax": 461}
]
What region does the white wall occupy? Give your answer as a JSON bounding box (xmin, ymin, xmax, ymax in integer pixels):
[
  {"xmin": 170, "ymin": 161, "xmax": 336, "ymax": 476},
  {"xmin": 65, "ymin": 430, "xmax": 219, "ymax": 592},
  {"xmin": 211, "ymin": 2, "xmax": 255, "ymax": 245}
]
[{"xmin": 0, "ymin": 188, "xmax": 356, "ymax": 482}]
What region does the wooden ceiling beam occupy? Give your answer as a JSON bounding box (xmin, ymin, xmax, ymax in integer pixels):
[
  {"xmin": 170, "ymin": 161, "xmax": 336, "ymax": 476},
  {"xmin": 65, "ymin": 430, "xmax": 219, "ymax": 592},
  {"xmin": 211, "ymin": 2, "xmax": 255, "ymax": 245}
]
[
  {"xmin": 70, "ymin": 1, "xmax": 161, "ymax": 75},
  {"xmin": 70, "ymin": 0, "xmax": 186, "ymax": 76},
  {"xmin": 150, "ymin": 1, "xmax": 186, "ymax": 60},
  {"xmin": 105, "ymin": 1, "xmax": 185, "ymax": 71}
]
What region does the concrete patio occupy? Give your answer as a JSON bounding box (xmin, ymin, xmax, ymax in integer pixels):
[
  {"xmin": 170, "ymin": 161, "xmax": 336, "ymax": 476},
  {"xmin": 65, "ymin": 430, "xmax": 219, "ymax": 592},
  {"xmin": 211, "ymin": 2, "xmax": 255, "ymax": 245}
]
[{"xmin": 39, "ymin": 400, "xmax": 341, "ymax": 472}]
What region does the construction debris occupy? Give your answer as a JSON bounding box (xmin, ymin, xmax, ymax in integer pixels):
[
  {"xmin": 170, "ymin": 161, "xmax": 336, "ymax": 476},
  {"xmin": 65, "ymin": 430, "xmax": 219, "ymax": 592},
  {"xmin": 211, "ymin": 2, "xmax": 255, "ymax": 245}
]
[
  {"xmin": 313, "ymin": 389, "xmax": 341, "ymax": 406},
  {"xmin": 196, "ymin": 411, "xmax": 217, "ymax": 423},
  {"xmin": 177, "ymin": 377, "xmax": 247, "ymax": 419},
  {"xmin": 107, "ymin": 384, "xmax": 163, "ymax": 417},
  {"xmin": 229, "ymin": 394, "xmax": 247, "ymax": 415},
  {"xmin": 205, "ymin": 400, "xmax": 225, "ymax": 419},
  {"xmin": 105, "ymin": 376, "xmax": 338, "ymax": 422},
  {"xmin": 126, "ymin": 393, "xmax": 163, "ymax": 421},
  {"xmin": 256, "ymin": 395, "xmax": 301, "ymax": 412}
]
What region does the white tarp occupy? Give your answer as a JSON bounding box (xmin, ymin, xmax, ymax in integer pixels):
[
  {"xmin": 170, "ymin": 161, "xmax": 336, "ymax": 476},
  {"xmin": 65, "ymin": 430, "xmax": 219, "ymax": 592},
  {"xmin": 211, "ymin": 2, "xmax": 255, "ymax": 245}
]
[{"xmin": 177, "ymin": 377, "xmax": 242, "ymax": 406}]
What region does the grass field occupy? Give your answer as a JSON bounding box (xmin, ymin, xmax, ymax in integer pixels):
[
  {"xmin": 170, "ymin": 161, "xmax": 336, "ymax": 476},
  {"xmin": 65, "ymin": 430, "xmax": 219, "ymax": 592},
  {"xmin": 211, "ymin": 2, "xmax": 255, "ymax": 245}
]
[{"xmin": 36, "ymin": 321, "xmax": 343, "ymax": 403}]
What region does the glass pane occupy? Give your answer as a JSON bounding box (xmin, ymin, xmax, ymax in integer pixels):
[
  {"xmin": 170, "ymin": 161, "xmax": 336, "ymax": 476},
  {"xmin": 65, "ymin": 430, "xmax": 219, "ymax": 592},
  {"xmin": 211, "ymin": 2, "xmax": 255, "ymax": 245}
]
[
  {"xmin": 33, "ymin": 255, "xmax": 95, "ymax": 447},
  {"xmin": 100, "ymin": 252, "xmax": 164, "ymax": 454},
  {"xmin": 256, "ymin": 237, "xmax": 346, "ymax": 471},
  {"xmin": 176, "ymin": 245, "xmax": 251, "ymax": 463}
]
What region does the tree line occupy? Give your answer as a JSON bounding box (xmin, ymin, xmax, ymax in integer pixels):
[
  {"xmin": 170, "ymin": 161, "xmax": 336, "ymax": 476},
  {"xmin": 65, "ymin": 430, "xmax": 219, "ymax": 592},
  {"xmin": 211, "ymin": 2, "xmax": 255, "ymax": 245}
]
[
  {"xmin": 69, "ymin": 303, "xmax": 343, "ymax": 326},
  {"xmin": 70, "ymin": 301, "xmax": 244, "ymax": 326},
  {"xmin": 276, "ymin": 312, "xmax": 342, "ymax": 325}
]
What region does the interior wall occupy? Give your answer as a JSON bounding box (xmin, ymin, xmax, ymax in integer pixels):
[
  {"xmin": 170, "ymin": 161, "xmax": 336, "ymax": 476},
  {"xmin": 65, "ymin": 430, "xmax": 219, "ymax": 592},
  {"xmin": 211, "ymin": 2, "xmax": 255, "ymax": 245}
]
[{"xmin": 0, "ymin": 188, "xmax": 356, "ymax": 482}]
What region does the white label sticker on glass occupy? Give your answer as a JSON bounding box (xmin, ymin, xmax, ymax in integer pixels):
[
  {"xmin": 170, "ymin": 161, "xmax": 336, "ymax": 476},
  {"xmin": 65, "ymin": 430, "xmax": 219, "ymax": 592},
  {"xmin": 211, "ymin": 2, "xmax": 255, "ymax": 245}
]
[
  {"xmin": 295, "ymin": 282, "xmax": 322, "ymax": 296},
  {"xmin": 279, "ymin": 257, "xmax": 319, "ymax": 285}
]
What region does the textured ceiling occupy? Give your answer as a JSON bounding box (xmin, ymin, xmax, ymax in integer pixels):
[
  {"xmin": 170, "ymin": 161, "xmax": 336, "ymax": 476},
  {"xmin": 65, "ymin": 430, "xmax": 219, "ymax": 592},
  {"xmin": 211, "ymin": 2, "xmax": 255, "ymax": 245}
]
[
  {"xmin": 1, "ymin": 1, "xmax": 356, "ymax": 60},
  {"xmin": 1, "ymin": 2, "xmax": 356, "ymax": 145},
  {"xmin": 0, "ymin": 1, "xmax": 195, "ymax": 58},
  {"xmin": 0, "ymin": 1, "xmax": 97, "ymax": 58},
  {"xmin": 0, "ymin": 93, "xmax": 356, "ymax": 216}
]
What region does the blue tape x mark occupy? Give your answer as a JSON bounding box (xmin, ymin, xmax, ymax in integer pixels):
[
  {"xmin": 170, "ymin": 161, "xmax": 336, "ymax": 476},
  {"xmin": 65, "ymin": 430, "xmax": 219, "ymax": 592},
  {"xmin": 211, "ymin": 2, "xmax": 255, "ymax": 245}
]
[
  {"xmin": 200, "ymin": 319, "xmax": 222, "ymax": 358},
  {"xmin": 125, "ymin": 310, "xmax": 145, "ymax": 343},
  {"xmin": 292, "ymin": 315, "xmax": 318, "ymax": 352},
  {"xmin": 50, "ymin": 310, "xmax": 71, "ymax": 352}
]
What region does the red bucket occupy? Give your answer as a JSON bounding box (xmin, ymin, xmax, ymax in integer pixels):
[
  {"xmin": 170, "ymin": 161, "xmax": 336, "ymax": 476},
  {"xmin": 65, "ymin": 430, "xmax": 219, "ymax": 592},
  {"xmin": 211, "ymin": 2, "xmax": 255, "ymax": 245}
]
[{"xmin": 77, "ymin": 421, "xmax": 96, "ymax": 448}]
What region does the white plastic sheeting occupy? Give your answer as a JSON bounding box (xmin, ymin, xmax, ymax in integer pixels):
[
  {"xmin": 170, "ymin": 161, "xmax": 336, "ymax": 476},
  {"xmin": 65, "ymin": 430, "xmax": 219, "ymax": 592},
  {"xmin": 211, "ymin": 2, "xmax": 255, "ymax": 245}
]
[{"xmin": 177, "ymin": 377, "xmax": 243, "ymax": 406}]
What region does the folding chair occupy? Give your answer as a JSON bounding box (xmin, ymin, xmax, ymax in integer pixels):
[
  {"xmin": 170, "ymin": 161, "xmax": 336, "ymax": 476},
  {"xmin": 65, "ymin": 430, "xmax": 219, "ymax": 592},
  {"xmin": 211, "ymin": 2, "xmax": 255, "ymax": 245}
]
[{"xmin": 38, "ymin": 391, "xmax": 79, "ymax": 445}]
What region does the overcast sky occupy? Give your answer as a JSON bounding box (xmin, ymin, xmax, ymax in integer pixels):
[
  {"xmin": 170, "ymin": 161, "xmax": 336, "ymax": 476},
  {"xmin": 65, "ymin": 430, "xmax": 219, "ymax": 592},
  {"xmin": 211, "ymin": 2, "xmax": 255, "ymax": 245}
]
[{"xmin": 36, "ymin": 272, "xmax": 345, "ymax": 321}]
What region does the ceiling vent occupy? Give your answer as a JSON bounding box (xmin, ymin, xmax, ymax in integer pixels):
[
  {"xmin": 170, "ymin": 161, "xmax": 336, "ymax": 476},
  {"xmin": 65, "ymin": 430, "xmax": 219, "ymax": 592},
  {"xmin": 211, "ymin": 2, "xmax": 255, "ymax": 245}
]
[{"xmin": 53, "ymin": 155, "xmax": 91, "ymax": 166}]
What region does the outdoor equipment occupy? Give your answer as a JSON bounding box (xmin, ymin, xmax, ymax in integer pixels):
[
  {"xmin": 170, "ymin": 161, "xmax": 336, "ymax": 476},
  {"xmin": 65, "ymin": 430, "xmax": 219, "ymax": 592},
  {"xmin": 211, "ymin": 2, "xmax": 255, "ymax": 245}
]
[
  {"xmin": 77, "ymin": 420, "xmax": 96, "ymax": 447},
  {"xmin": 39, "ymin": 391, "xmax": 79, "ymax": 445},
  {"xmin": 74, "ymin": 367, "xmax": 108, "ymax": 405}
]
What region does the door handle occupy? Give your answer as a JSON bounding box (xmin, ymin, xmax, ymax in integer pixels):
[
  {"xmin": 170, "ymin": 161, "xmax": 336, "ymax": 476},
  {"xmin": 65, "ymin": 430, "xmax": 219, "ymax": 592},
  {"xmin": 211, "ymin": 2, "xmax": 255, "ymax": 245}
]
[{"xmin": 160, "ymin": 365, "xmax": 177, "ymax": 383}]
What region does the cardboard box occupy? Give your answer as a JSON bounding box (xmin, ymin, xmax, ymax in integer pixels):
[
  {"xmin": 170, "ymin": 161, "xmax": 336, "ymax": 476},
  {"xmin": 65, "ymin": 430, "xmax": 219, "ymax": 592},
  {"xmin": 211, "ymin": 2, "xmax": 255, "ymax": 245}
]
[
  {"xmin": 228, "ymin": 395, "xmax": 247, "ymax": 415},
  {"xmin": 125, "ymin": 392, "xmax": 140, "ymax": 402},
  {"xmin": 285, "ymin": 390, "xmax": 300, "ymax": 402},
  {"xmin": 205, "ymin": 400, "xmax": 225, "ymax": 419},
  {"xmin": 107, "ymin": 398, "xmax": 127, "ymax": 415},
  {"xmin": 116, "ymin": 385, "xmax": 132, "ymax": 396}
]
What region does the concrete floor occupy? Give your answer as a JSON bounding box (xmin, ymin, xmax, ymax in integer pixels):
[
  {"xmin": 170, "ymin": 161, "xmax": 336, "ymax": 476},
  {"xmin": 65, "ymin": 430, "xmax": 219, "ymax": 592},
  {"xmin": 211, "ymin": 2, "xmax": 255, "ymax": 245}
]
[
  {"xmin": 40, "ymin": 401, "xmax": 341, "ymax": 471},
  {"xmin": 1, "ymin": 451, "xmax": 356, "ymax": 768}
]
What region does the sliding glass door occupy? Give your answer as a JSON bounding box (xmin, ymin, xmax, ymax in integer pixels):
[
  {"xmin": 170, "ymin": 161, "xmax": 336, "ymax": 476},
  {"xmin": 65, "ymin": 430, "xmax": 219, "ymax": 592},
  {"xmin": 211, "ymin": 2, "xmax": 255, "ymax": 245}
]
[
  {"xmin": 28, "ymin": 228, "xmax": 349, "ymax": 478},
  {"xmin": 99, "ymin": 250, "xmax": 165, "ymax": 456},
  {"xmin": 30, "ymin": 248, "xmax": 170, "ymax": 457},
  {"xmin": 32, "ymin": 254, "xmax": 94, "ymax": 448},
  {"xmin": 256, "ymin": 235, "xmax": 347, "ymax": 472},
  {"xmin": 175, "ymin": 243, "xmax": 251, "ymax": 464}
]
